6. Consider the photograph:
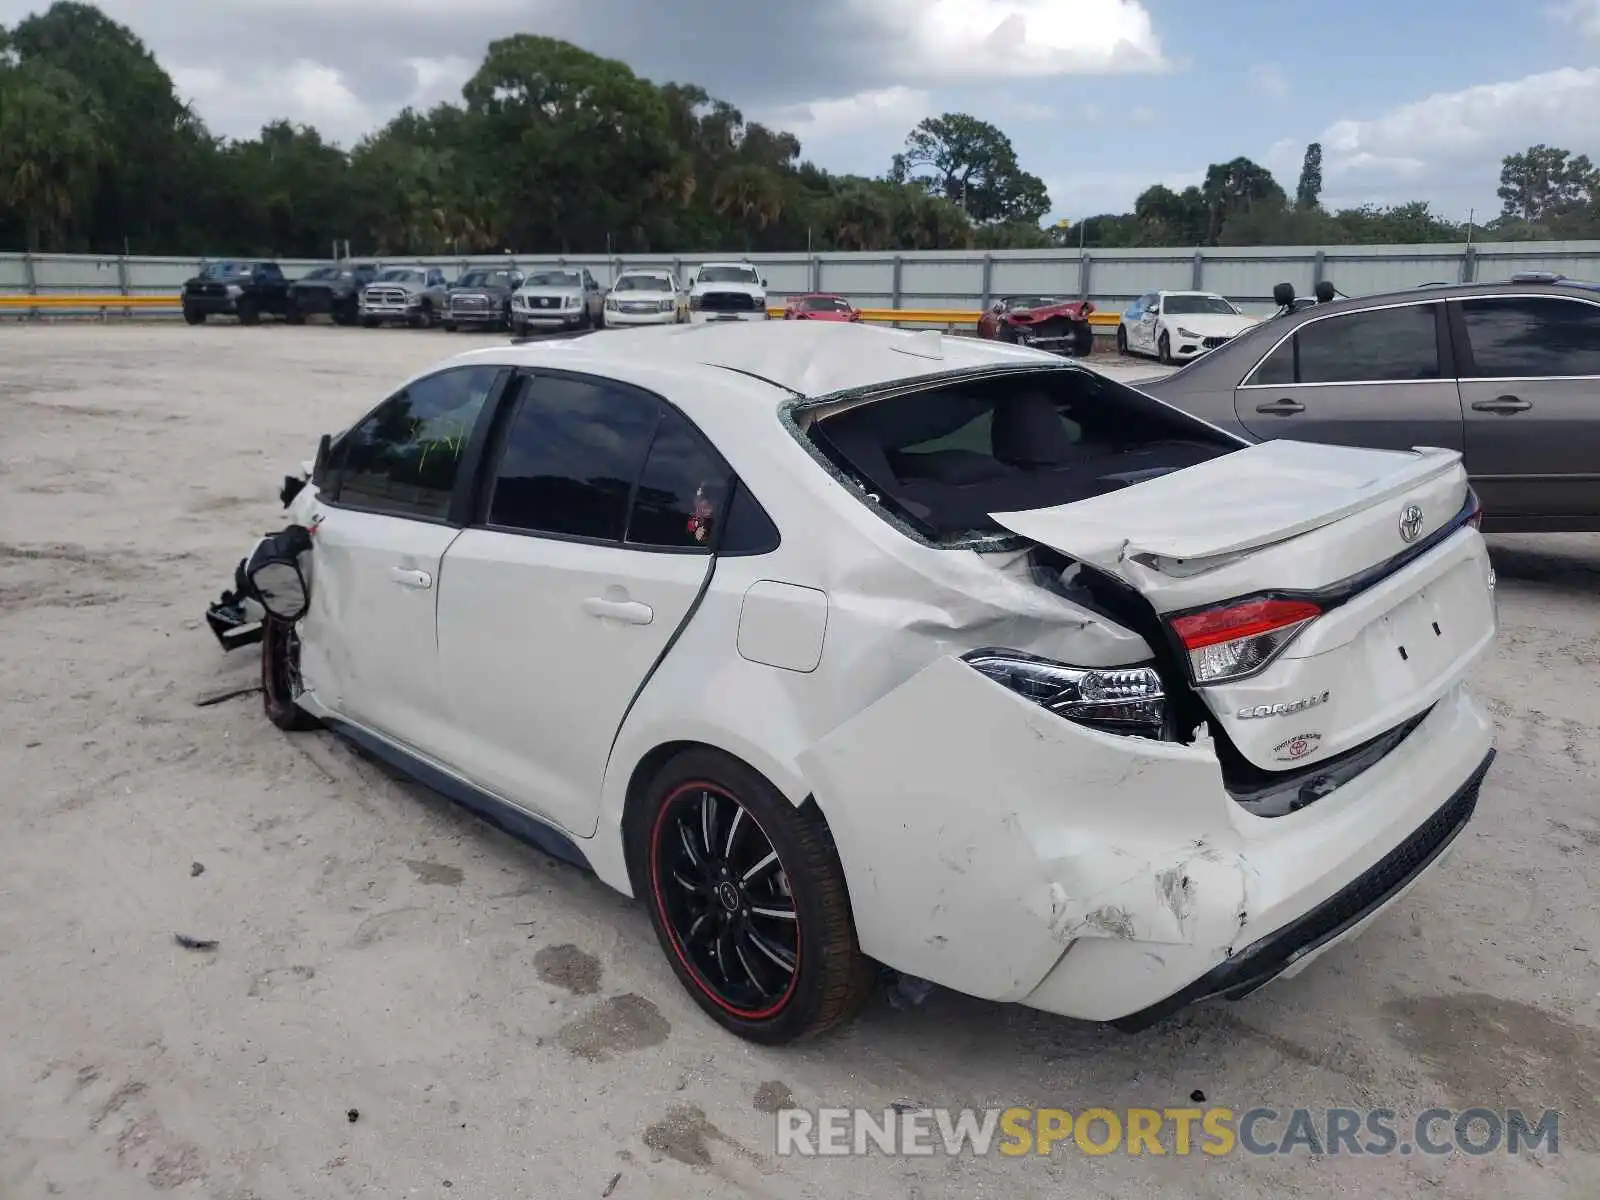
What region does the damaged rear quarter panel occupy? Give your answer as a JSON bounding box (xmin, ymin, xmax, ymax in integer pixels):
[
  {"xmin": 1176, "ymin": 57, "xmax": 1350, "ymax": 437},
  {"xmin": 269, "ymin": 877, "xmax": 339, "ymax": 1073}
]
[{"xmin": 797, "ymin": 655, "xmax": 1252, "ymax": 1004}]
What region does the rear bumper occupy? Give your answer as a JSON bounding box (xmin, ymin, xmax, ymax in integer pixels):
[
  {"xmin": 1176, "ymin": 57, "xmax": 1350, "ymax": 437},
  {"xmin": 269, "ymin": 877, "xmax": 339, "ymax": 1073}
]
[
  {"xmin": 1019, "ymin": 684, "xmax": 1495, "ymax": 1025},
  {"xmin": 1109, "ymin": 744, "xmax": 1494, "ymax": 1031},
  {"xmin": 800, "ymin": 652, "xmax": 1495, "ymax": 1025}
]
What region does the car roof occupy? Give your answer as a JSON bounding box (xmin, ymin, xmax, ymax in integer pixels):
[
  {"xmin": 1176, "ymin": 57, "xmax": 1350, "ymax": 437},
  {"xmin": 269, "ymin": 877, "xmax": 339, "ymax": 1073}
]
[
  {"xmin": 1143, "ymin": 280, "xmax": 1600, "ymax": 393},
  {"xmin": 1157, "ymin": 289, "xmax": 1225, "ymax": 296},
  {"xmin": 442, "ymin": 321, "xmax": 1057, "ymax": 402}
]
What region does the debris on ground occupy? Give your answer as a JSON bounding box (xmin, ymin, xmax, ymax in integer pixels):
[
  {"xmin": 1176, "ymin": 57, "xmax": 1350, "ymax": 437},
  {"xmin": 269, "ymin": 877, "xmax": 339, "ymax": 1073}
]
[
  {"xmin": 189, "ymin": 862, "xmax": 205, "ymax": 877},
  {"xmin": 173, "ymin": 933, "xmax": 218, "ymax": 951},
  {"xmin": 1190, "ymin": 1090, "xmax": 1207, "ymax": 1103},
  {"xmin": 882, "ymin": 969, "xmax": 934, "ymax": 1010},
  {"xmin": 602, "ymin": 1172, "xmax": 621, "ymax": 1197},
  {"xmin": 346, "ymin": 1108, "xmax": 360, "ymax": 1123}
]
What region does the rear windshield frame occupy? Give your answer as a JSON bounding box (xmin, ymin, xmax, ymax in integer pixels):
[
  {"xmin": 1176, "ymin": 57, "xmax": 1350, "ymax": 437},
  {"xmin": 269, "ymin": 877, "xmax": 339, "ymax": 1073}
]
[{"xmin": 780, "ymin": 363, "xmax": 1246, "ymax": 551}]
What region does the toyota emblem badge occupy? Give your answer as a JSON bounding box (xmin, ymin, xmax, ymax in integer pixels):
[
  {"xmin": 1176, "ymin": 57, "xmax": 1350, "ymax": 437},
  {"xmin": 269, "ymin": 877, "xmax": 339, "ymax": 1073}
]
[{"xmin": 1398, "ymin": 503, "xmax": 1424, "ymax": 543}]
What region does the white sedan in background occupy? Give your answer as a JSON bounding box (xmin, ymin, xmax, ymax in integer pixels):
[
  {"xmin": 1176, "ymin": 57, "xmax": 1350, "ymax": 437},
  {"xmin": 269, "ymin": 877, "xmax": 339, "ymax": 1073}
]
[
  {"xmin": 1118, "ymin": 290, "xmax": 1257, "ymax": 364},
  {"xmin": 208, "ymin": 322, "xmax": 1497, "ymax": 1044},
  {"xmin": 604, "ymin": 269, "xmax": 689, "ymax": 326}
]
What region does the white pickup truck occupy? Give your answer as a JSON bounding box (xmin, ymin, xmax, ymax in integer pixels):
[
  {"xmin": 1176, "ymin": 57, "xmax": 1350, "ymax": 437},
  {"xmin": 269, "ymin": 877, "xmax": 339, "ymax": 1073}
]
[{"xmin": 688, "ymin": 261, "xmax": 770, "ymax": 323}]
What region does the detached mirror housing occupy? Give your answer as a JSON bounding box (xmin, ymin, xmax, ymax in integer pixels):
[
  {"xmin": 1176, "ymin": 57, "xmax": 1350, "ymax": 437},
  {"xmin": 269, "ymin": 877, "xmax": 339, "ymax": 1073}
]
[{"xmin": 243, "ymin": 525, "xmax": 314, "ymax": 622}]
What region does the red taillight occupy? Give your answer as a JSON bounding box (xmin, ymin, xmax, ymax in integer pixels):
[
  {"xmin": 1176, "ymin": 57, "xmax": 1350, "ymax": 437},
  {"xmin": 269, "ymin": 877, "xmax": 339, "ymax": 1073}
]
[
  {"xmin": 1465, "ymin": 492, "xmax": 1484, "ymax": 529},
  {"xmin": 1171, "ymin": 598, "xmax": 1321, "ymax": 684},
  {"xmin": 1172, "ymin": 598, "xmax": 1321, "ymax": 649}
]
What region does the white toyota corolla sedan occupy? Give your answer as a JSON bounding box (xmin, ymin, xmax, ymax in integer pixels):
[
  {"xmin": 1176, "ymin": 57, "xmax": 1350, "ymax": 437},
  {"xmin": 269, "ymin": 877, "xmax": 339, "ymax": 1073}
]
[{"xmin": 206, "ymin": 322, "xmax": 1498, "ymax": 1044}]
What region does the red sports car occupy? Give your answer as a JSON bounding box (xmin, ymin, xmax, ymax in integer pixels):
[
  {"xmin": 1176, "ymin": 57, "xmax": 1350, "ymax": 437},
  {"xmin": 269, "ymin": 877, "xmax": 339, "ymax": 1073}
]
[
  {"xmin": 977, "ymin": 295, "xmax": 1095, "ymax": 356},
  {"xmin": 784, "ymin": 293, "xmax": 861, "ymax": 321}
]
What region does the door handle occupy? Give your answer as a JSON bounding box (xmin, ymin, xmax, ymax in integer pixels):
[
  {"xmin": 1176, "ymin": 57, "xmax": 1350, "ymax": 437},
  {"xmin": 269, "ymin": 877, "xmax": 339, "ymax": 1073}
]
[
  {"xmin": 388, "ymin": 567, "xmax": 432, "ymax": 589},
  {"xmin": 582, "ymin": 596, "xmax": 654, "ymax": 625},
  {"xmin": 1470, "ymin": 395, "xmax": 1532, "ymax": 414},
  {"xmin": 1254, "ymin": 398, "xmax": 1306, "ymax": 415}
]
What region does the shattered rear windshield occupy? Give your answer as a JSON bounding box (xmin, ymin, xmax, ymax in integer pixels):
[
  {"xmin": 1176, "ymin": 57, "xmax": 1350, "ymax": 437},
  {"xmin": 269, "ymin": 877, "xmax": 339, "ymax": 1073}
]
[{"xmin": 803, "ymin": 368, "xmax": 1238, "ymax": 543}]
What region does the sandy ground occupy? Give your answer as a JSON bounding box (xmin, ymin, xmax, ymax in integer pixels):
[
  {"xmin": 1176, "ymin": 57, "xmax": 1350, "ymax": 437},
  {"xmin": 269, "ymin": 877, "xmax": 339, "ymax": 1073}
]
[{"xmin": 1, "ymin": 323, "xmax": 1597, "ymax": 1199}]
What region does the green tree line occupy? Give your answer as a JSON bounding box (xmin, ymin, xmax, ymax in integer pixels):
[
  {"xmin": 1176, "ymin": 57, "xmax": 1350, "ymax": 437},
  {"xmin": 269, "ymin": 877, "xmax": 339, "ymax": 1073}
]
[{"xmin": 3, "ymin": 3, "xmax": 1599, "ymax": 258}]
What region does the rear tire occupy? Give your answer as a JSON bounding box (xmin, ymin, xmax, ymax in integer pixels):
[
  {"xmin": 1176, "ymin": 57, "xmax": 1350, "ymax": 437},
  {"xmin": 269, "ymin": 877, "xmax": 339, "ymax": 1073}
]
[
  {"xmin": 631, "ymin": 747, "xmax": 874, "ymax": 1045},
  {"xmin": 236, "ymin": 299, "xmax": 260, "ymax": 326},
  {"xmin": 261, "ymin": 618, "xmax": 318, "ymax": 732}
]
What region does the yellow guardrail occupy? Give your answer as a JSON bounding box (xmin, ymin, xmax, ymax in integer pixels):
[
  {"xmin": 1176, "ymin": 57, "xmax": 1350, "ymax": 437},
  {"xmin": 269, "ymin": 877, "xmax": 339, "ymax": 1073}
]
[
  {"xmin": 1, "ymin": 293, "xmax": 1123, "ymax": 327},
  {"xmin": 0, "ymin": 294, "xmax": 180, "ymax": 307}
]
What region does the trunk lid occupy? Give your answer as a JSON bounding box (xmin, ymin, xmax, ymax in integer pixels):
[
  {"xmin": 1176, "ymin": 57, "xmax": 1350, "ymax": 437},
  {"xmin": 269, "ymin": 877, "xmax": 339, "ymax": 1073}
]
[{"xmin": 989, "ymin": 440, "xmax": 1496, "ymax": 772}]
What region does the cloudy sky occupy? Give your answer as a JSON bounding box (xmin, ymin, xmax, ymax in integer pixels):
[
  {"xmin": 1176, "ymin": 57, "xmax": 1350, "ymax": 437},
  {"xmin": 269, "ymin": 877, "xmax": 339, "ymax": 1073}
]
[{"xmin": 5, "ymin": 0, "xmax": 1600, "ymax": 223}]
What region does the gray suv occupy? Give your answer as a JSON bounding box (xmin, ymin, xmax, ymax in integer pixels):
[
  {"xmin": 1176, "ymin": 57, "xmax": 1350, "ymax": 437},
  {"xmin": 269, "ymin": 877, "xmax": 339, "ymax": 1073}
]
[{"xmin": 1138, "ymin": 281, "xmax": 1600, "ymax": 533}]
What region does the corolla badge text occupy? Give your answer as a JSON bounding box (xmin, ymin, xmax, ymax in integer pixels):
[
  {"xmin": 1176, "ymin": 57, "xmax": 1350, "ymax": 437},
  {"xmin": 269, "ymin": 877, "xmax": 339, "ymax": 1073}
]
[{"xmin": 1237, "ymin": 691, "xmax": 1330, "ymax": 720}]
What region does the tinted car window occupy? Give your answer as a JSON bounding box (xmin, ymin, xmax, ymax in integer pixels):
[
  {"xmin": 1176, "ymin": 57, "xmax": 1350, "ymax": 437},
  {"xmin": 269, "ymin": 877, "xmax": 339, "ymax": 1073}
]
[
  {"xmin": 332, "ymin": 366, "xmax": 500, "ymax": 519},
  {"xmin": 487, "ymin": 375, "xmax": 661, "ymax": 541},
  {"xmin": 1295, "ymin": 304, "xmax": 1440, "ymax": 383},
  {"xmin": 1247, "ymin": 335, "xmax": 1296, "ymax": 386},
  {"xmin": 626, "ymin": 409, "xmax": 731, "ymax": 550},
  {"xmin": 1460, "ymin": 296, "xmax": 1600, "ymax": 378}
]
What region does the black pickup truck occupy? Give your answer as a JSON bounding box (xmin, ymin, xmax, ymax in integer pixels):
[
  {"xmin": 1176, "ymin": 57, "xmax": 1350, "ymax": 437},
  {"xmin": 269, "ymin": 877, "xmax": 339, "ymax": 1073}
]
[
  {"xmin": 287, "ymin": 263, "xmax": 378, "ymax": 325},
  {"xmin": 181, "ymin": 261, "xmax": 294, "ymax": 325}
]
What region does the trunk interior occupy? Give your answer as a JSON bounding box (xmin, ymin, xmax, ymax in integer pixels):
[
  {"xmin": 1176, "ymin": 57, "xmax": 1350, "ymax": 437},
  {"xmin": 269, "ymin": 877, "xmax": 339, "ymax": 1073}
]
[{"xmin": 805, "ymin": 366, "xmax": 1240, "ymax": 543}]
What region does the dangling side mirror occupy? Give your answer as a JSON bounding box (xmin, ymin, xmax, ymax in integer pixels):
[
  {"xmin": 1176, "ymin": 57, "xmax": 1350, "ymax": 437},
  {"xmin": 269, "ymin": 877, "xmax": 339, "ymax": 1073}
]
[{"xmin": 243, "ymin": 525, "xmax": 314, "ymax": 622}]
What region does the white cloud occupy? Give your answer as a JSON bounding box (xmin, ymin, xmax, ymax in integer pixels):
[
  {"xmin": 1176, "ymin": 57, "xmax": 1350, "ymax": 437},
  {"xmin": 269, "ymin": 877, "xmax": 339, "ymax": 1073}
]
[
  {"xmin": 1247, "ymin": 64, "xmax": 1289, "ymax": 100},
  {"xmin": 755, "ymin": 85, "xmax": 932, "ymax": 142},
  {"xmin": 1045, "ymin": 168, "xmax": 1203, "ymax": 221},
  {"xmin": 170, "ymin": 55, "xmax": 473, "ymax": 145},
  {"xmin": 1272, "ymin": 67, "xmax": 1600, "ymax": 212},
  {"xmin": 858, "ymin": 0, "xmax": 1167, "ymax": 81},
  {"xmin": 1549, "ymin": 0, "xmax": 1600, "ymax": 38}
]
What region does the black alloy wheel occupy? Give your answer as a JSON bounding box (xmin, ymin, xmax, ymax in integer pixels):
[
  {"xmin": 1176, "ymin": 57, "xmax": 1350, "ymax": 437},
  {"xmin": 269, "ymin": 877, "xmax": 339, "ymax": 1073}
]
[{"xmin": 636, "ymin": 749, "xmax": 873, "ymax": 1043}]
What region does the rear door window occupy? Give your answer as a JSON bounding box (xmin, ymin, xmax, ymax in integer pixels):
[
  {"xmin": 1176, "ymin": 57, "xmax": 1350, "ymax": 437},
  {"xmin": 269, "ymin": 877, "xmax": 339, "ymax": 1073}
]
[
  {"xmin": 1458, "ymin": 296, "xmax": 1600, "ymax": 377},
  {"xmin": 486, "ymin": 375, "xmax": 660, "ymax": 542}
]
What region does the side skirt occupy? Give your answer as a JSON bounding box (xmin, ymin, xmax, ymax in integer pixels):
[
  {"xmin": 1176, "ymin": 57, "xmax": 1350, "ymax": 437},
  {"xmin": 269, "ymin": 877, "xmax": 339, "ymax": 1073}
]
[{"xmin": 319, "ymin": 716, "xmax": 593, "ymax": 873}]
